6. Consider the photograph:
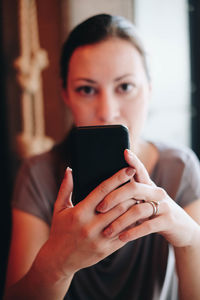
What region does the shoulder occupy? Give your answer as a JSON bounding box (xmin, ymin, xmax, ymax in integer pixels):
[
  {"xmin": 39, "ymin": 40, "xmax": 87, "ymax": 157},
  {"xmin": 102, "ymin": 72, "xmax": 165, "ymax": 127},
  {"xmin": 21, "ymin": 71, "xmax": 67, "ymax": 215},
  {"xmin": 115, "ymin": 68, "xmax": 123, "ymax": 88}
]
[
  {"xmin": 151, "ymin": 141, "xmax": 200, "ymax": 202},
  {"xmin": 153, "ymin": 141, "xmax": 199, "ymax": 169},
  {"xmin": 22, "ymin": 149, "xmax": 56, "ymax": 172},
  {"xmin": 14, "ymin": 137, "xmax": 70, "ymax": 205},
  {"xmin": 12, "ymin": 139, "xmax": 70, "ymax": 225},
  {"xmin": 19, "ymin": 136, "xmax": 70, "ymax": 181},
  {"xmin": 16, "ymin": 150, "xmax": 58, "ymax": 193}
]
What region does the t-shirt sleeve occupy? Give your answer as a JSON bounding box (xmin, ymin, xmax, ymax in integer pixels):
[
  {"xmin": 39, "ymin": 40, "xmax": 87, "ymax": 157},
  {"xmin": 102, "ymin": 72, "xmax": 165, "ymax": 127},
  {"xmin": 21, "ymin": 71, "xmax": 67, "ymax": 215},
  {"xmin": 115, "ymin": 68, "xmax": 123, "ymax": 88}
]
[
  {"xmin": 176, "ymin": 149, "xmax": 200, "ymax": 207},
  {"xmin": 11, "ymin": 156, "xmax": 59, "ymax": 226}
]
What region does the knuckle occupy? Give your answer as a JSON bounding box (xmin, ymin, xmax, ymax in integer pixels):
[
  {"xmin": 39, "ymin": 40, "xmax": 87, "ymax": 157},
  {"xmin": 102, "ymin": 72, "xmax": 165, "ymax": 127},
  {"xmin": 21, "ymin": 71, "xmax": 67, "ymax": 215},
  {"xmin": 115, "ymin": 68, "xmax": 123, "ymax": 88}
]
[
  {"xmin": 98, "ymin": 181, "xmax": 110, "ymax": 195},
  {"xmin": 145, "ymin": 220, "xmax": 155, "ymax": 232},
  {"xmin": 156, "ymin": 187, "xmax": 167, "ymax": 199},
  {"xmin": 71, "ymin": 208, "xmax": 82, "ymax": 224},
  {"xmin": 123, "ymin": 231, "xmax": 130, "ymax": 241},
  {"xmin": 96, "ymin": 249, "xmax": 105, "ymax": 260},
  {"xmin": 116, "ymin": 202, "xmax": 127, "ymax": 215},
  {"xmin": 161, "ymin": 199, "xmax": 174, "ymax": 221},
  {"xmin": 129, "ymin": 180, "xmax": 137, "ymax": 190},
  {"xmin": 161, "ymin": 199, "xmax": 170, "ymax": 213},
  {"xmin": 80, "ymin": 226, "xmax": 91, "ymax": 240},
  {"xmin": 112, "ymin": 219, "xmax": 122, "ymax": 233},
  {"xmin": 90, "ymin": 239, "xmax": 100, "ymax": 252},
  {"xmin": 101, "ymin": 194, "xmax": 109, "ymax": 207},
  {"xmin": 116, "ymin": 169, "xmax": 126, "ymax": 183},
  {"xmin": 135, "ymin": 203, "xmax": 144, "ymax": 215}
]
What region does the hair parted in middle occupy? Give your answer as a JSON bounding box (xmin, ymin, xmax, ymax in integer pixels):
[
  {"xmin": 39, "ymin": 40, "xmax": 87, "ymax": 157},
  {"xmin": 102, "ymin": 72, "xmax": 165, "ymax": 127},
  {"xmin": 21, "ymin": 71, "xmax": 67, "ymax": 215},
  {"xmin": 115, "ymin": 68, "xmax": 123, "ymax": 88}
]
[{"xmin": 60, "ymin": 14, "xmax": 150, "ymax": 88}]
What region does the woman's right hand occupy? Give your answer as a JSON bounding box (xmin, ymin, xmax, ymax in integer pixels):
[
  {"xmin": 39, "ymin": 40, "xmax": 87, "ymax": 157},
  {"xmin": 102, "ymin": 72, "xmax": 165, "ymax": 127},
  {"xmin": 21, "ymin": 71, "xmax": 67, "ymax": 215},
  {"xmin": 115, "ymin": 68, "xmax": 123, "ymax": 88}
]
[{"xmin": 33, "ymin": 166, "xmax": 135, "ymax": 281}]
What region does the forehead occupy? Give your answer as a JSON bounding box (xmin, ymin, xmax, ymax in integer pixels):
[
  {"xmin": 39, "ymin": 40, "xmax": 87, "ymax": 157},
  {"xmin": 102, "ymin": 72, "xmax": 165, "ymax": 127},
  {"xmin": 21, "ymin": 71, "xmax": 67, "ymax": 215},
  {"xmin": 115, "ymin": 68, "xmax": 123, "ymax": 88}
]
[{"xmin": 68, "ymin": 38, "xmax": 146, "ymax": 80}]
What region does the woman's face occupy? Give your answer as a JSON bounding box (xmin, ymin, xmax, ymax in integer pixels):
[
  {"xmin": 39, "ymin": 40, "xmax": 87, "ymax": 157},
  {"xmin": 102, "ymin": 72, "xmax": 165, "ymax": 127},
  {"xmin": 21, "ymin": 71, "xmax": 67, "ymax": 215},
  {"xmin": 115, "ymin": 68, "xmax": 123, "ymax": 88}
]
[{"xmin": 63, "ymin": 38, "xmax": 151, "ymax": 147}]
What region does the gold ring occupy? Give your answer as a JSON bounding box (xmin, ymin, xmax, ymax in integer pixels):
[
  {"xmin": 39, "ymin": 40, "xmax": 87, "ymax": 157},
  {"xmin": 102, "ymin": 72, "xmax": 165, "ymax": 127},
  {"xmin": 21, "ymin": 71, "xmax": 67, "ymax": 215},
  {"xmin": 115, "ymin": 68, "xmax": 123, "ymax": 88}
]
[{"xmin": 146, "ymin": 200, "xmax": 160, "ymax": 217}]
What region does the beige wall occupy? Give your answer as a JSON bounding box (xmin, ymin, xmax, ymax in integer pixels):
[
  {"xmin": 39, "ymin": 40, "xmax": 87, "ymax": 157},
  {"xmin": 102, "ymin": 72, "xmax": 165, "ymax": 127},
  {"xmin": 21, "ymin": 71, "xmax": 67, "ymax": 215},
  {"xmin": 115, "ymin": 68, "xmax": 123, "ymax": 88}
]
[{"xmin": 61, "ymin": 0, "xmax": 134, "ymax": 37}]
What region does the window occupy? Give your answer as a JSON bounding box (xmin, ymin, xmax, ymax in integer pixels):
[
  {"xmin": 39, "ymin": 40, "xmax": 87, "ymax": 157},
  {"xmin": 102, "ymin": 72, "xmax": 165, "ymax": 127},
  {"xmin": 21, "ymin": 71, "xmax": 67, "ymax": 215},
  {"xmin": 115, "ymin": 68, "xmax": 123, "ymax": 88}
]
[{"xmin": 134, "ymin": 0, "xmax": 190, "ymax": 147}]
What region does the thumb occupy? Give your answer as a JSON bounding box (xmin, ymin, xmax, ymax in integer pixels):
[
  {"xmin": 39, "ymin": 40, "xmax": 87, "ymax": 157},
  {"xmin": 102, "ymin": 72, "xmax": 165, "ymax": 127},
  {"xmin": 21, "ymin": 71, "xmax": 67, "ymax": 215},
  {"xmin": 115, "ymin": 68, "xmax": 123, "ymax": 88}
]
[
  {"xmin": 124, "ymin": 149, "xmax": 152, "ymax": 185},
  {"xmin": 54, "ymin": 167, "xmax": 74, "ymax": 213}
]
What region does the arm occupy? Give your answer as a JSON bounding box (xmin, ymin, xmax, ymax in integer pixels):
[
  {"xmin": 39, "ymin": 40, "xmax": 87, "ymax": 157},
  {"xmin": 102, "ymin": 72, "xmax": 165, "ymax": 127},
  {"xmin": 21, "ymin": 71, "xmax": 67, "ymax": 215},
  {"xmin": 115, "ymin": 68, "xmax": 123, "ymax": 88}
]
[
  {"xmin": 96, "ymin": 149, "xmax": 200, "ymax": 300},
  {"xmin": 4, "ymin": 209, "xmax": 73, "ymax": 300},
  {"xmin": 174, "ymin": 200, "xmax": 200, "ymax": 300},
  {"xmin": 4, "ymin": 167, "xmax": 135, "ymax": 299}
]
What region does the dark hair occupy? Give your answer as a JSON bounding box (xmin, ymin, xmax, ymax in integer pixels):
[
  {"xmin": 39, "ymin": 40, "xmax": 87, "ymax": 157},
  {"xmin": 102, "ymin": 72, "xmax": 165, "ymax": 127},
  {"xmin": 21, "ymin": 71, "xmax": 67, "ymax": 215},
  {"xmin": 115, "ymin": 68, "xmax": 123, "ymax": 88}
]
[{"xmin": 60, "ymin": 14, "xmax": 150, "ymax": 88}]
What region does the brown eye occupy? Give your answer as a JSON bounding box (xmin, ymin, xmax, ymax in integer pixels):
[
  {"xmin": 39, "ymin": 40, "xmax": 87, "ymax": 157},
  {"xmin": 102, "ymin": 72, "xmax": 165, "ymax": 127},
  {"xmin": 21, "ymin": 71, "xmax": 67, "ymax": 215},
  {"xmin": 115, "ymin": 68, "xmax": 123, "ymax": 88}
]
[
  {"xmin": 76, "ymin": 86, "xmax": 96, "ymax": 96},
  {"xmin": 117, "ymin": 83, "xmax": 133, "ymax": 93}
]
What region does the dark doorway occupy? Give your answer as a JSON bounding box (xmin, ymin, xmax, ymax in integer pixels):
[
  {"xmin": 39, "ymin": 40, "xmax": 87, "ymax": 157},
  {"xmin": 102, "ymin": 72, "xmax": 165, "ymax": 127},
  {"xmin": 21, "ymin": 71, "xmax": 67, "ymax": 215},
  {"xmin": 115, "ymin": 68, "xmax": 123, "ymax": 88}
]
[
  {"xmin": 0, "ymin": 1, "xmax": 12, "ymax": 297},
  {"xmin": 189, "ymin": 0, "xmax": 200, "ymax": 159}
]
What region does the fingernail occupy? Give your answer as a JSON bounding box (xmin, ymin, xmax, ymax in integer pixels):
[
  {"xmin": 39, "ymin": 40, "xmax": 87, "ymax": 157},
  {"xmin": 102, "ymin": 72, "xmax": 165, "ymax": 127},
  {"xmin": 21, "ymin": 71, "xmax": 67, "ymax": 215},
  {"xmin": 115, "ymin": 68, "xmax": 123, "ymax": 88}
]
[
  {"xmin": 126, "ymin": 149, "xmax": 134, "ymax": 157},
  {"xmin": 64, "ymin": 167, "xmax": 72, "ymax": 177},
  {"xmin": 64, "ymin": 168, "xmax": 68, "ymax": 178},
  {"xmin": 126, "ymin": 167, "xmax": 136, "ymax": 176},
  {"xmin": 96, "ymin": 202, "xmax": 107, "ymax": 212},
  {"xmin": 104, "ymin": 227, "xmax": 113, "ymax": 236},
  {"xmin": 119, "ymin": 233, "xmax": 128, "ymax": 242}
]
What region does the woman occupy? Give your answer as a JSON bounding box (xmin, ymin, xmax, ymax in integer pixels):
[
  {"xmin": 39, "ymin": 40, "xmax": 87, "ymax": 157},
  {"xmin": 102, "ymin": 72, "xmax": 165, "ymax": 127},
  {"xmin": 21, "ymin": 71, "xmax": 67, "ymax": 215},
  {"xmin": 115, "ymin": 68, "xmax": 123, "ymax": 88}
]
[{"xmin": 4, "ymin": 14, "xmax": 200, "ymax": 300}]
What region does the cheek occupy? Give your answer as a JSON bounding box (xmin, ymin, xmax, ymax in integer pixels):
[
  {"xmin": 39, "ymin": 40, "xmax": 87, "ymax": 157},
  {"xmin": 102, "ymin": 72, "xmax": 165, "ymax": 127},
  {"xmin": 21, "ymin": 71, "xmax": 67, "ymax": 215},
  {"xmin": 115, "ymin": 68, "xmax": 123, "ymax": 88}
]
[
  {"xmin": 70, "ymin": 103, "xmax": 95, "ymax": 126},
  {"xmin": 121, "ymin": 98, "xmax": 148, "ymax": 134},
  {"xmin": 122, "ymin": 100, "xmax": 146, "ymax": 120}
]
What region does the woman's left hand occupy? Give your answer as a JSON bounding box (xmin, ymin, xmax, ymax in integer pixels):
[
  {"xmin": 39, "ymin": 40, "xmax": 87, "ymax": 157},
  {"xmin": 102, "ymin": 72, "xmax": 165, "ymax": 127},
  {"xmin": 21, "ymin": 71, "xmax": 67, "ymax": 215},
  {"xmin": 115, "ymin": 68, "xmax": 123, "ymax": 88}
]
[{"xmin": 96, "ymin": 149, "xmax": 199, "ymax": 248}]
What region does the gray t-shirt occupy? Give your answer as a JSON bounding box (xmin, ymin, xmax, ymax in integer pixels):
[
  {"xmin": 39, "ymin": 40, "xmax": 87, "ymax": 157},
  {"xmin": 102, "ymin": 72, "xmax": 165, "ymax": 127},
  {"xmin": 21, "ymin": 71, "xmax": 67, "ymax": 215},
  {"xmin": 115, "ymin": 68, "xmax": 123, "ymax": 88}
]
[{"xmin": 12, "ymin": 136, "xmax": 200, "ymax": 300}]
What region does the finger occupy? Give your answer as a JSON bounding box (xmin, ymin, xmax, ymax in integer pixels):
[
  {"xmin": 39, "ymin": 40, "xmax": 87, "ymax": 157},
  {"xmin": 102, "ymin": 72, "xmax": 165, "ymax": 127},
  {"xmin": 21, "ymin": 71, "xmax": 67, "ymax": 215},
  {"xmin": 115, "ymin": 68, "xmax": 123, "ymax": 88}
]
[
  {"xmin": 124, "ymin": 149, "xmax": 154, "ymax": 185},
  {"xmin": 103, "ymin": 201, "xmax": 159, "ymax": 238},
  {"xmin": 97, "ymin": 198, "xmax": 135, "ymax": 232},
  {"xmin": 119, "ymin": 217, "xmax": 161, "ymax": 242},
  {"xmin": 82, "ymin": 167, "xmax": 136, "ymax": 210},
  {"xmin": 96, "ymin": 179, "xmax": 136, "ymax": 213},
  {"xmin": 96, "ymin": 179, "xmax": 158, "ymax": 213},
  {"xmin": 101, "ymin": 185, "xmax": 167, "ymax": 237},
  {"xmin": 127, "ymin": 181, "xmax": 165, "ymax": 203},
  {"xmin": 54, "ymin": 167, "xmax": 74, "ymax": 213},
  {"xmin": 107, "ymin": 236, "xmax": 127, "ymax": 253}
]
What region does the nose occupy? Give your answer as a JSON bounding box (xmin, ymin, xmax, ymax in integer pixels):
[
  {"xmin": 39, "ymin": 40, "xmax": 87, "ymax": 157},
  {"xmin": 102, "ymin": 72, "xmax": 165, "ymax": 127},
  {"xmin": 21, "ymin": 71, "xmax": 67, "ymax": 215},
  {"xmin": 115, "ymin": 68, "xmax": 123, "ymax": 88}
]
[{"xmin": 96, "ymin": 91, "xmax": 120, "ymax": 123}]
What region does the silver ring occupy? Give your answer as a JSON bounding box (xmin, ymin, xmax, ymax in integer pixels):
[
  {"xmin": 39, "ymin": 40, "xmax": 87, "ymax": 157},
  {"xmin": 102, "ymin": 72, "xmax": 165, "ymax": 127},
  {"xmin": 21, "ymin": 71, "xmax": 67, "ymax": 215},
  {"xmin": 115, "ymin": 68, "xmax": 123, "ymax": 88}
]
[{"xmin": 146, "ymin": 200, "xmax": 160, "ymax": 217}]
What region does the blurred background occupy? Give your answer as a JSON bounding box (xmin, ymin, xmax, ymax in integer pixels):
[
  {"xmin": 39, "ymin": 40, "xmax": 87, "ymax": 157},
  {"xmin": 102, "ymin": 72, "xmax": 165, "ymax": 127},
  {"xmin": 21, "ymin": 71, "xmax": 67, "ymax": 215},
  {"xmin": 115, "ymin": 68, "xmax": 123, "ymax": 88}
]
[{"xmin": 0, "ymin": 0, "xmax": 200, "ymax": 297}]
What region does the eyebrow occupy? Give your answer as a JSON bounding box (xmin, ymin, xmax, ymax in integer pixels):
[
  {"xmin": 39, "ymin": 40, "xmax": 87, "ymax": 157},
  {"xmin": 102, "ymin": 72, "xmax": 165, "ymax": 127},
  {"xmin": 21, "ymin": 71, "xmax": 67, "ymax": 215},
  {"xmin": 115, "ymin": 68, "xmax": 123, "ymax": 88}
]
[
  {"xmin": 114, "ymin": 74, "xmax": 133, "ymax": 81},
  {"xmin": 73, "ymin": 78, "xmax": 97, "ymax": 84},
  {"xmin": 72, "ymin": 74, "xmax": 134, "ymax": 84}
]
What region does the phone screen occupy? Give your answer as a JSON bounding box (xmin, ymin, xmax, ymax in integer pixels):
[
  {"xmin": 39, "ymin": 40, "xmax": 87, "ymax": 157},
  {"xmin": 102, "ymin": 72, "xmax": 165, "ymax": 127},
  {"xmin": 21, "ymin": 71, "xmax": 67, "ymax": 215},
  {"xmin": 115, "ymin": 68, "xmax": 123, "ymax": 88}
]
[{"xmin": 70, "ymin": 125, "xmax": 130, "ymax": 204}]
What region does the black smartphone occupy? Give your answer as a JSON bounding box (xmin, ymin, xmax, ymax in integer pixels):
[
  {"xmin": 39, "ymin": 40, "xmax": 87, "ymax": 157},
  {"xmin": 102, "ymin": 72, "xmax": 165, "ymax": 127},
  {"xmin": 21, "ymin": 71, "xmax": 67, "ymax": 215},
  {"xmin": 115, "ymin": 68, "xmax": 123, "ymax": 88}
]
[{"xmin": 70, "ymin": 125, "xmax": 130, "ymax": 205}]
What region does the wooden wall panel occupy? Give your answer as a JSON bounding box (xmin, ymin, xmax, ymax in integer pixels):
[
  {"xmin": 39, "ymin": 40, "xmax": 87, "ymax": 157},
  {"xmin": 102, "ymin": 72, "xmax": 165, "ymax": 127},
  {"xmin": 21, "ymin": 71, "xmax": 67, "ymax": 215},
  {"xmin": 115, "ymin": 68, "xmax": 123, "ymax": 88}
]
[{"xmin": 37, "ymin": 0, "xmax": 70, "ymax": 143}]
